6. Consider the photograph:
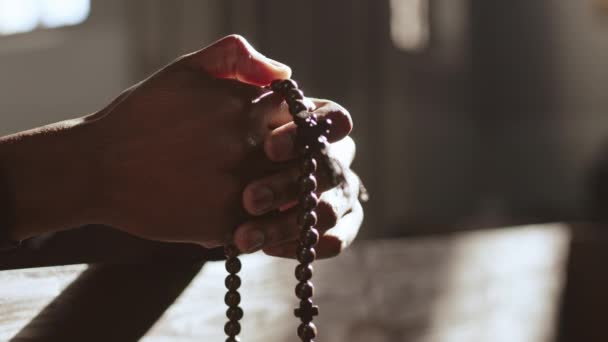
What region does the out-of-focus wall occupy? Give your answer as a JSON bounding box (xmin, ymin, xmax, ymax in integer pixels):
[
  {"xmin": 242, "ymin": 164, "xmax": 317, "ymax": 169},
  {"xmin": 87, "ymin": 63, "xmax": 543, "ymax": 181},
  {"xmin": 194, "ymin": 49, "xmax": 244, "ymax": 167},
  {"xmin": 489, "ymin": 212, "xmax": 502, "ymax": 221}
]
[
  {"xmin": 0, "ymin": 0, "xmax": 606, "ymax": 239},
  {"xmin": 0, "ymin": 1, "xmax": 133, "ymax": 135}
]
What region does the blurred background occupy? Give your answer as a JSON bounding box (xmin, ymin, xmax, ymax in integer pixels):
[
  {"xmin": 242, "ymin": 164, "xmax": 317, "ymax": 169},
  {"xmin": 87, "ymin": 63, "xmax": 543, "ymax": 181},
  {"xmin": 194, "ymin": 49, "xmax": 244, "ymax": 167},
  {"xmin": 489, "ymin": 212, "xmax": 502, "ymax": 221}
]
[{"xmin": 1, "ymin": 0, "xmax": 608, "ymax": 341}]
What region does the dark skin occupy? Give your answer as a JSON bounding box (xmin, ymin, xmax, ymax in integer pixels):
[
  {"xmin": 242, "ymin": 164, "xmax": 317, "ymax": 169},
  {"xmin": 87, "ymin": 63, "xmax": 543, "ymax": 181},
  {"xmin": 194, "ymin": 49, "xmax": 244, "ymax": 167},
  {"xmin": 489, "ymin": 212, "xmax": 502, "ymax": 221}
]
[{"xmin": 0, "ymin": 35, "xmax": 363, "ymax": 259}]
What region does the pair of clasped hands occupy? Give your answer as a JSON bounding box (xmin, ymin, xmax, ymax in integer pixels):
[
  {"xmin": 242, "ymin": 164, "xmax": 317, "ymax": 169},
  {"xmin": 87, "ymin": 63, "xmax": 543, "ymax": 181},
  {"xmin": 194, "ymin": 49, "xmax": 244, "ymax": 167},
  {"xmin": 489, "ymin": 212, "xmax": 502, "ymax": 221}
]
[{"xmin": 88, "ymin": 35, "xmax": 363, "ymax": 259}]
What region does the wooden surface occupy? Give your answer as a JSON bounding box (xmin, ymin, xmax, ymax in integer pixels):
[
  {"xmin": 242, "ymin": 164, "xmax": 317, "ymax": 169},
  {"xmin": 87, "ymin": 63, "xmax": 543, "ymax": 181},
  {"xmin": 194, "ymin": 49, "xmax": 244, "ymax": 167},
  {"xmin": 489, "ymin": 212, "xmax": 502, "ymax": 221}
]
[{"xmin": 0, "ymin": 224, "xmax": 570, "ymax": 341}]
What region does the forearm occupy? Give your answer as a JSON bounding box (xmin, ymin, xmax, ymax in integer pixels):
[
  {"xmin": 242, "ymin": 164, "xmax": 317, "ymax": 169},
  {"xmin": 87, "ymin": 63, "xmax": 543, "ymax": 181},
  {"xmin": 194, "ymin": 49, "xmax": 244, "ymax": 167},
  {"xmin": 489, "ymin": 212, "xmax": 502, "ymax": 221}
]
[{"xmin": 0, "ymin": 118, "xmax": 104, "ymax": 241}]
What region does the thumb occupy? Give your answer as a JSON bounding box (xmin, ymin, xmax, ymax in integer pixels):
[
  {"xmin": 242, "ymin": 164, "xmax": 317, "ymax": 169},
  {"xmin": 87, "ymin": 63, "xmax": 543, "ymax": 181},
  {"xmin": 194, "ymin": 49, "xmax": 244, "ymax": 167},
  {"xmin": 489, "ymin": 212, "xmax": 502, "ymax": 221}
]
[{"xmin": 182, "ymin": 34, "xmax": 292, "ymax": 86}]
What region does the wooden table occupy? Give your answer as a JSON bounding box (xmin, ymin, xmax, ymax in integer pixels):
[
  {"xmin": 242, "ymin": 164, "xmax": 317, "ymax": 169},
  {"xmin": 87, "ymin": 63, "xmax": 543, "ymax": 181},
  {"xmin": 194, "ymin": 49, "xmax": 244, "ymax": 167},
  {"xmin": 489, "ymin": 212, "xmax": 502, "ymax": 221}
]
[{"xmin": 0, "ymin": 224, "xmax": 571, "ymax": 341}]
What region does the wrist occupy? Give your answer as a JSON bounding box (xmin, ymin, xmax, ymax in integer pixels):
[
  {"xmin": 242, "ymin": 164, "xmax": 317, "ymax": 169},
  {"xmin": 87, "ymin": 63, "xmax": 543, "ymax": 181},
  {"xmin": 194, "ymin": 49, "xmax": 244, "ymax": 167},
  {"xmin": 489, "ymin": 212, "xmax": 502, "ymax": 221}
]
[{"xmin": 0, "ymin": 116, "xmax": 106, "ymax": 240}]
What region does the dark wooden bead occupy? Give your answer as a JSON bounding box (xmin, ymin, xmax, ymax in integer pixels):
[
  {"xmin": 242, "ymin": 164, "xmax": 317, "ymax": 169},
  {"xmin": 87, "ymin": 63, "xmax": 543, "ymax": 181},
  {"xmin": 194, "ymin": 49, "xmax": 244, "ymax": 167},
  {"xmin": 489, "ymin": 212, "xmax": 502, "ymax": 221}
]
[
  {"xmin": 226, "ymin": 337, "xmax": 241, "ymax": 342},
  {"xmin": 301, "ymin": 116, "xmax": 319, "ymax": 132},
  {"xmin": 225, "ymin": 274, "xmax": 241, "ymax": 290},
  {"xmin": 280, "ymin": 79, "xmax": 298, "ymax": 91},
  {"xmin": 299, "ymin": 175, "xmax": 317, "ymax": 193},
  {"xmin": 224, "ymin": 321, "xmax": 241, "ymax": 336},
  {"xmin": 300, "ymin": 228, "xmax": 319, "ymax": 246},
  {"xmin": 226, "ymin": 306, "xmax": 244, "ymax": 321},
  {"xmin": 295, "ymin": 281, "xmax": 314, "ymax": 299},
  {"xmin": 224, "ymin": 245, "xmax": 240, "ymax": 258},
  {"xmin": 297, "ymin": 246, "xmax": 316, "ymax": 264},
  {"xmin": 296, "ymin": 121, "xmax": 321, "ymax": 150},
  {"xmin": 311, "ymin": 135, "xmax": 329, "ymax": 153},
  {"xmin": 287, "ymin": 88, "xmax": 304, "ymax": 101},
  {"xmin": 318, "ymin": 117, "xmax": 332, "ymax": 136},
  {"xmin": 225, "ymin": 257, "xmax": 242, "ymax": 273},
  {"xmin": 224, "ymin": 291, "xmax": 241, "ymax": 306},
  {"xmin": 297, "ymin": 211, "xmax": 317, "ymax": 228},
  {"xmin": 295, "ymin": 110, "xmax": 312, "ymax": 121},
  {"xmin": 297, "ymin": 322, "xmax": 317, "ymax": 339},
  {"xmin": 300, "ymin": 193, "xmax": 319, "ymax": 211},
  {"xmin": 302, "ymin": 158, "xmax": 317, "ymax": 174},
  {"xmin": 295, "ymin": 264, "xmax": 313, "ymax": 282},
  {"xmin": 296, "ymin": 142, "xmax": 311, "ymax": 156},
  {"xmin": 289, "ymin": 100, "xmax": 308, "ymax": 115},
  {"xmin": 270, "ymin": 79, "xmax": 283, "ymax": 92},
  {"xmin": 297, "ymin": 110, "xmax": 318, "ymax": 124}
]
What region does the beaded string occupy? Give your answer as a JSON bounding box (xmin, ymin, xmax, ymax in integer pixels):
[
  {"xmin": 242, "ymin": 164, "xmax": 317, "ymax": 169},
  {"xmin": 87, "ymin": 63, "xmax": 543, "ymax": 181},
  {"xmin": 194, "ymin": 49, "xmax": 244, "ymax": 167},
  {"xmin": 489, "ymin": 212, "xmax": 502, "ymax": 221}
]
[
  {"xmin": 223, "ymin": 79, "xmax": 331, "ymax": 342},
  {"xmin": 224, "ymin": 244, "xmax": 243, "ymax": 341}
]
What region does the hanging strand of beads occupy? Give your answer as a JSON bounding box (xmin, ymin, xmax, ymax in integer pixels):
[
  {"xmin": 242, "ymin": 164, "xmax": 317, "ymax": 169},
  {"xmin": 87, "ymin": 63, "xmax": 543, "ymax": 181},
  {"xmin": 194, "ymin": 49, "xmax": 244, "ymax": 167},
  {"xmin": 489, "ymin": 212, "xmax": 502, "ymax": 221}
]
[
  {"xmin": 224, "ymin": 244, "xmax": 243, "ymax": 341},
  {"xmin": 223, "ymin": 79, "xmax": 331, "ymax": 342},
  {"xmin": 272, "ymin": 79, "xmax": 331, "ymax": 342}
]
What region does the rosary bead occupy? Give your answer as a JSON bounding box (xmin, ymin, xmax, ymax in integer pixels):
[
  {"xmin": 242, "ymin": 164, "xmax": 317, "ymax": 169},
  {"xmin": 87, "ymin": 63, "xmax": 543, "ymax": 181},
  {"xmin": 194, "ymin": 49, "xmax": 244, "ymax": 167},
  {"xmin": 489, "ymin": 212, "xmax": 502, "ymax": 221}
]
[
  {"xmin": 295, "ymin": 281, "xmax": 314, "ymax": 299},
  {"xmin": 280, "ymin": 79, "xmax": 298, "ymax": 91},
  {"xmin": 297, "ymin": 322, "xmax": 318, "ymax": 339},
  {"xmin": 289, "ymin": 100, "xmax": 308, "ymax": 116},
  {"xmin": 225, "ymin": 258, "xmax": 242, "ymax": 273},
  {"xmin": 225, "ymin": 274, "xmax": 241, "ymax": 290},
  {"xmin": 226, "ymin": 337, "xmax": 241, "ymax": 342},
  {"xmin": 297, "ymin": 142, "xmax": 311, "ymax": 156},
  {"xmin": 311, "ymin": 135, "xmax": 329, "ymax": 153},
  {"xmin": 299, "ymin": 175, "xmax": 317, "ymax": 194},
  {"xmin": 287, "ymin": 88, "xmax": 305, "ymax": 101},
  {"xmin": 294, "ymin": 111, "xmax": 315, "ymax": 127},
  {"xmin": 300, "ymin": 193, "xmax": 319, "ymax": 211},
  {"xmin": 297, "ymin": 211, "xmax": 317, "ymax": 228},
  {"xmin": 300, "ymin": 228, "xmax": 320, "ymax": 247},
  {"xmin": 297, "ymin": 246, "xmax": 316, "ymax": 264},
  {"xmin": 295, "ymin": 264, "xmax": 314, "ymax": 282},
  {"xmin": 302, "ymin": 158, "xmax": 317, "ymax": 174},
  {"xmin": 226, "ymin": 306, "xmax": 244, "ymax": 321},
  {"xmin": 318, "ymin": 117, "xmax": 332, "ymax": 136},
  {"xmin": 224, "ymin": 245, "xmax": 240, "ymax": 258},
  {"xmin": 270, "ymin": 79, "xmax": 283, "ymax": 92},
  {"xmin": 224, "ymin": 321, "xmax": 242, "ymax": 336},
  {"xmin": 225, "ymin": 291, "xmax": 241, "ymax": 306}
]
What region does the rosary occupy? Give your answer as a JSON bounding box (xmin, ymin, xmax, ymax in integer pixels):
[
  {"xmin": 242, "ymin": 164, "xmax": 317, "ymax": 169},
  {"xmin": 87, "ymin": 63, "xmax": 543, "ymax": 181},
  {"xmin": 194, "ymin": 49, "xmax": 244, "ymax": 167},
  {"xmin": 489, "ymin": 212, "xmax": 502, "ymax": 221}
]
[{"xmin": 223, "ymin": 79, "xmax": 333, "ymax": 342}]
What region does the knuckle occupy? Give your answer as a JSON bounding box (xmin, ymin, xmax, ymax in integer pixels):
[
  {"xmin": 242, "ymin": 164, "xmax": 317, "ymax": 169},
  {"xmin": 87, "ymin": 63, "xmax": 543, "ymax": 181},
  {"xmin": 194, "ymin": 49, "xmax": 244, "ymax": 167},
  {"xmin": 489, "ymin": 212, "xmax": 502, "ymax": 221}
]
[
  {"xmin": 223, "ymin": 34, "xmax": 248, "ymax": 55},
  {"xmin": 224, "ymin": 34, "xmax": 247, "ymax": 45}
]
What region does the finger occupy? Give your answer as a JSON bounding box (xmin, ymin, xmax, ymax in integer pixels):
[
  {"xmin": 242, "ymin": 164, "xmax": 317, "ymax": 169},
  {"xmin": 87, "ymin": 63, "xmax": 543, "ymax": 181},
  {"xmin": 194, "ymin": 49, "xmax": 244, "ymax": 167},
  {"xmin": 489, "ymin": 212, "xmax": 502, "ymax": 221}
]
[
  {"xmin": 262, "ymin": 96, "xmax": 317, "ymax": 130},
  {"xmin": 263, "ymin": 200, "xmax": 364, "ymax": 259},
  {"xmin": 237, "ymin": 169, "xmax": 362, "ymax": 253},
  {"xmin": 182, "ymin": 34, "xmax": 291, "ymax": 86},
  {"xmin": 242, "ymin": 162, "xmax": 341, "ymax": 216},
  {"xmin": 329, "ymin": 136, "xmax": 356, "ymax": 167},
  {"xmin": 234, "ymin": 188, "xmax": 353, "ymax": 254},
  {"xmin": 264, "ymin": 99, "xmax": 353, "ymax": 162},
  {"xmin": 233, "ymin": 209, "xmax": 297, "ymax": 253},
  {"xmin": 315, "ymin": 179, "xmax": 357, "ymax": 229},
  {"xmin": 262, "ymin": 170, "xmax": 362, "ymax": 258}
]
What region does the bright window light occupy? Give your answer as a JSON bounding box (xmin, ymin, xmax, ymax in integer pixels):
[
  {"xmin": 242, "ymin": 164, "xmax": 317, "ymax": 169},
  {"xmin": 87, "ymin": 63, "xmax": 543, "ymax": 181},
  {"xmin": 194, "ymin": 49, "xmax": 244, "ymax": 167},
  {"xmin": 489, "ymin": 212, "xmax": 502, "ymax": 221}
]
[
  {"xmin": 40, "ymin": 0, "xmax": 90, "ymax": 28},
  {"xmin": 390, "ymin": 0, "xmax": 429, "ymax": 51},
  {"xmin": 0, "ymin": 0, "xmax": 89, "ymax": 36}
]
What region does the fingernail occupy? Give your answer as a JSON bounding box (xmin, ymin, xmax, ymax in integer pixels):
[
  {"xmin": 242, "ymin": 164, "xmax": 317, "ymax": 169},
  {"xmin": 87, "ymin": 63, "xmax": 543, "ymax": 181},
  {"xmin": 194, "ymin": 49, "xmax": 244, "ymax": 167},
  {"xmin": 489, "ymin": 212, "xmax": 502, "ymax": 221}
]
[
  {"xmin": 251, "ymin": 186, "xmax": 273, "ymax": 214},
  {"xmin": 266, "ymin": 57, "xmax": 290, "ymax": 70},
  {"xmin": 266, "ymin": 58, "xmax": 292, "ymax": 76},
  {"xmin": 245, "ymin": 230, "xmax": 265, "ymax": 252}
]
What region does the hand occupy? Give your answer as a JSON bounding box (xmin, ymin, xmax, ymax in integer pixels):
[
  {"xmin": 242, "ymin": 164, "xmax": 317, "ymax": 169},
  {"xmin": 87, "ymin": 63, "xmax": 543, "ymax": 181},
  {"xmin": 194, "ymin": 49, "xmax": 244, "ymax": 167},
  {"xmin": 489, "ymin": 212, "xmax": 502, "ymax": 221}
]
[
  {"xmin": 234, "ymin": 99, "xmax": 364, "ymax": 259},
  {"xmin": 87, "ymin": 35, "xmax": 302, "ymax": 247},
  {"xmin": 91, "ymin": 35, "xmax": 357, "ymax": 248}
]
